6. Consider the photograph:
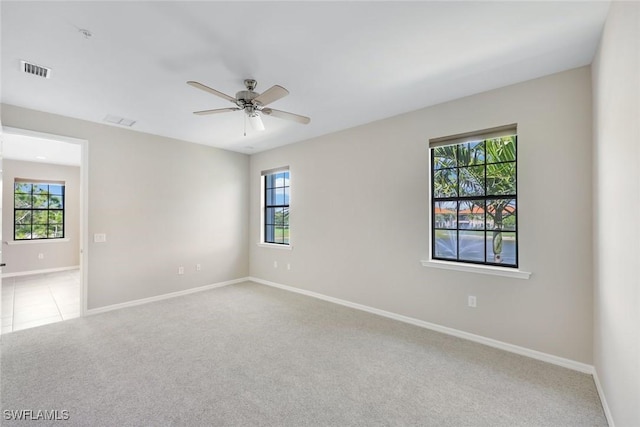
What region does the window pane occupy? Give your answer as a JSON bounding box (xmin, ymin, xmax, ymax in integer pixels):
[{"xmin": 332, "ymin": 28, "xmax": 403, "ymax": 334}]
[
  {"xmin": 486, "ymin": 231, "xmax": 517, "ymax": 266},
  {"xmin": 275, "ymin": 227, "xmax": 284, "ymax": 243},
  {"xmin": 434, "ymin": 201, "xmax": 456, "ymax": 229},
  {"xmin": 32, "ymin": 225, "xmax": 47, "ymax": 239},
  {"xmin": 33, "ymin": 184, "xmax": 49, "ymax": 195},
  {"xmin": 49, "ymin": 210, "xmax": 63, "ymax": 223},
  {"xmin": 32, "ymin": 210, "xmax": 48, "ymax": 224},
  {"xmin": 459, "ymin": 231, "xmax": 485, "ymax": 262},
  {"xmin": 265, "ymin": 224, "xmax": 275, "ymax": 242},
  {"xmin": 274, "ymin": 208, "xmax": 285, "ymax": 226},
  {"xmin": 15, "ymin": 193, "xmax": 32, "ymax": 208},
  {"xmin": 457, "ymin": 141, "xmax": 485, "ymax": 166},
  {"xmin": 434, "ymin": 230, "xmax": 457, "ymax": 259},
  {"xmin": 15, "ymin": 225, "xmax": 31, "ymax": 240},
  {"xmin": 15, "ymin": 183, "xmax": 32, "ymax": 194},
  {"xmin": 49, "ymin": 185, "xmax": 63, "ymax": 195},
  {"xmin": 49, "ymin": 195, "xmax": 64, "ymax": 209},
  {"xmin": 266, "ymin": 189, "xmax": 276, "ymax": 205},
  {"xmin": 275, "ymin": 188, "xmax": 286, "ymax": 205},
  {"xmin": 433, "ymin": 146, "xmax": 456, "ymax": 169},
  {"xmin": 15, "ymin": 210, "xmax": 32, "ymax": 225},
  {"xmin": 275, "ymin": 172, "xmax": 289, "ymax": 187},
  {"xmin": 487, "ymin": 162, "xmax": 516, "ymax": 196},
  {"xmin": 458, "ymin": 200, "xmax": 485, "ymax": 230},
  {"xmin": 282, "ymin": 227, "xmax": 290, "ymax": 244},
  {"xmin": 33, "ymin": 195, "xmax": 48, "ymax": 208},
  {"xmin": 458, "ymin": 166, "xmax": 485, "ymax": 197},
  {"xmin": 281, "ymin": 208, "xmax": 289, "ymax": 227},
  {"xmin": 486, "ymin": 136, "xmax": 516, "ymax": 163},
  {"xmin": 48, "ymin": 225, "xmax": 64, "ymax": 238},
  {"xmin": 433, "ymin": 169, "xmax": 457, "ymax": 198},
  {"xmin": 487, "ymin": 199, "xmax": 516, "ymax": 231}
]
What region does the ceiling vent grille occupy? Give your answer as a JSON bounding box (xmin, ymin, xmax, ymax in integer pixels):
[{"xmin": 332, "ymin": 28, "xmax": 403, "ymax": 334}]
[{"xmin": 20, "ymin": 60, "xmax": 51, "ymax": 78}]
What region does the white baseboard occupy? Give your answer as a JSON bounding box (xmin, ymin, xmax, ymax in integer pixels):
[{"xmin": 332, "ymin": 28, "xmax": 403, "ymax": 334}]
[
  {"xmin": 593, "ymin": 368, "xmax": 615, "ymax": 427},
  {"xmin": 86, "ymin": 277, "xmax": 250, "ymax": 316},
  {"xmin": 249, "ymin": 276, "xmax": 595, "ymax": 375},
  {"xmin": 2, "ymin": 265, "xmax": 80, "ymax": 278}
]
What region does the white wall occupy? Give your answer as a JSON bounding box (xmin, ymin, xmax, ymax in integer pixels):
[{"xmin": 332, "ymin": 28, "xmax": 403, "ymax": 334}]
[
  {"xmin": 592, "ymin": 2, "xmax": 640, "ymax": 426},
  {"xmin": 250, "ymin": 67, "xmax": 594, "ymax": 364},
  {"xmin": 1, "ymin": 159, "xmax": 80, "ymax": 274},
  {"xmin": 1, "ymin": 104, "xmax": 250, "ymax": 309}
]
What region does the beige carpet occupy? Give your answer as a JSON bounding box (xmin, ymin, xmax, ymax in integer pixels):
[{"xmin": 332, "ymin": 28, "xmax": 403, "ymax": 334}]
[{"xmin": 1, "ymin": 281, "xmax": 606, "ymax": 426}]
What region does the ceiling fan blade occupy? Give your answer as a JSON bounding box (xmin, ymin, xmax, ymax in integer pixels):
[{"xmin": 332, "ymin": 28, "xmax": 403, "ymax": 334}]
[
  {"xmin": 187, "ymin": 81, "xmax": 237, "ymax": 103},
  {"xmin": 193, "ymin": 107, "xmax": 240, "ymax": 115},
  {"xmin": 253, "ymin": 85, "xmax": 289, "ymax": 106},
  {"xmin": 248, "ymin": 113, "xmax": 265, "ymax": 131},
  {"xmin": 262, "ymin": 108, "xmax": 311, "ymax": 124}
]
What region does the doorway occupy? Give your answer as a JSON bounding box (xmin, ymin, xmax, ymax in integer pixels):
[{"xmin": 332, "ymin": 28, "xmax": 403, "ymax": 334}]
[{"xmin": 1, "ymin": 127, "xmax": 87, "ymax": 333}]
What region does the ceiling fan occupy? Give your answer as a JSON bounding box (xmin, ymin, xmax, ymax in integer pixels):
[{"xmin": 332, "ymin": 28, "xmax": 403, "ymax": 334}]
[{"xmin": 187, "ymin": 79, "xmax": 311, "ymax": 131}]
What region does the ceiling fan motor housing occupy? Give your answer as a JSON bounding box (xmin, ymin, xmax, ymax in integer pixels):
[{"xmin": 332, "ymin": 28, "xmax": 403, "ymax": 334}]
[{"xmin": 235, "ymin": 89, "xmax": 258, "ymax": 108}]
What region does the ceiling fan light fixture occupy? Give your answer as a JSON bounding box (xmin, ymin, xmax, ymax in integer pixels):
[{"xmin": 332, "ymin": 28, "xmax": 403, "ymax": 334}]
[{"xmin": 248, "ymin": 112, "xmax": 265, "ymax": 131}]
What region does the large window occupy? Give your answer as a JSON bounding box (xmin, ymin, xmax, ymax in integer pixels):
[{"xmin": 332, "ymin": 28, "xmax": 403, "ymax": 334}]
[
  {"xmin": 14, "ymin": 180, "xmax": 65, "ymax": 240},
  {"xmin": 263, "ymin": 168, "xmax": 290, "ymax": 245},
  {"xmin": 430, "ymin": 125, "xmax": 517, "ymax": 267}
]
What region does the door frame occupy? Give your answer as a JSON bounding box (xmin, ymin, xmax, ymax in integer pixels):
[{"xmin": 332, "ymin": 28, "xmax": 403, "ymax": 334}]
[{"xmin": 1, "ymin": 126, "xmax": 89, "ymax": 317}]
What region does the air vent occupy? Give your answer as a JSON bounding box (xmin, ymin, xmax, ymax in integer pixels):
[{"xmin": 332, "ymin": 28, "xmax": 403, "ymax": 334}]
[
  {"xmin": 104, "ymin": 114, "xmax": 136, "ymax": 127},
  {"xmin": 20, "ymin": 60, "xmax": 51, "ymax": 78}
]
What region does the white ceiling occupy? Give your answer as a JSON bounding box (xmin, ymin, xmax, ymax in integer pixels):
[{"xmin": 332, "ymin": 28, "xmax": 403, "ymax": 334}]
[
  {"xmin": 1, "ymin": 1, "xmax": 610, "ymax": 154},
  {"xmin": 2, "ymin": 132, "xmax": 81, "ymax": 167}
]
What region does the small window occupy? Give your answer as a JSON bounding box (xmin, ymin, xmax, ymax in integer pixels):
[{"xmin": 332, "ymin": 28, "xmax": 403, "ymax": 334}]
[
  {"xmin": 14, "ymin": 180, "xmax": 65, "ymax": 240},
  {"xmin": 430, "ymin": 125, "xmax": 518, "ymax": 267},
  {"xmin": 262, "ymin": 168, "xmax": 290, "ymax": 245}
]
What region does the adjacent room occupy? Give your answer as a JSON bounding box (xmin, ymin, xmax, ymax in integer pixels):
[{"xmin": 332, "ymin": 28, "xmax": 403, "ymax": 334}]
[{"xmin": 0, "ymin": 1, "xmax": 637, "ymax": 426}]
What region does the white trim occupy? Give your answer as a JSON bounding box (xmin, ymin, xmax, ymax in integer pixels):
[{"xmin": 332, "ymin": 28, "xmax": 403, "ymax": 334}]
[
  {"xmin": 257, "ymin": 242, "xmax": 293, "ymax": 250},
  {"xmin": 85, "ymin": 277, "xmax": 249, "ymax": 315},
  {"xmin": 593, "ymin": 368, "xmax": 615, "ymax": 427},
  {"xmin": 6, "ymin": 238, "xmax": 70, "ymax": 245},
  {"xmin": 249, "ymin": 277, "xmax": 592, "ymax": 374},
  {"xmin": 421, "ymin": 259, "xmax": 532, "ymax": 279},
  {"xmin": 2, "ymin": 265, "xmax": 79, "ymax": 278}
]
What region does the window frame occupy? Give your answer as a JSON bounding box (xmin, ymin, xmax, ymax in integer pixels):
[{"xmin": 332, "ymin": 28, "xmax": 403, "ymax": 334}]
[
  {"xmin": 429, "ymin": 125, "xmax": 519, "ymax": 268},
  {"xmin": 260, "ymin": 167, "xmax": 290, "ymax": 247},
  {"xmin": 14, "ymin": 180, "xmax": 66, "ymax": 241}
]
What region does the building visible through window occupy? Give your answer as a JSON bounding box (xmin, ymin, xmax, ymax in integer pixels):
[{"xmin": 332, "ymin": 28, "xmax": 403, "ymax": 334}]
[
  {"xmin": 263, "ymin": 168, "xmax": 290, "ymax": 245},
  {"xmin": 430, "ymin": 125, "xmax": 518, "ymax": 267},
  {"xmin": 14, "ymin": 180, "xmax": 65, "ymax": 240}
]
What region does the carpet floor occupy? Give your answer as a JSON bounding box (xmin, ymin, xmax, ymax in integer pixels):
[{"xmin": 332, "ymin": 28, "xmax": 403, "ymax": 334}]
[{"xmin": 1, "ymin": 281, "xmax": 606, "ymax": 426}]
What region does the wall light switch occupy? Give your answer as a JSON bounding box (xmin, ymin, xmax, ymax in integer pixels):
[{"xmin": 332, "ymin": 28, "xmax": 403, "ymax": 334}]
[
  {"xmin": 94, "ymin": 233, "xmax": 107, "ymax": 243},
  {"xmin": 468, "ymin": 295, "xmax": 477, "ymax": 308}
]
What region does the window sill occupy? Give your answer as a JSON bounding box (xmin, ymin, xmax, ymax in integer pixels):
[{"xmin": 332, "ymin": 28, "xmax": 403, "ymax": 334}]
[
  {"xmin": 420, "ymin": 259, "xmax": 531, "ymax": 279},
  {"xmin": 6, "ymin": 238, "xmax": 70, "ymax": 246},
  {"xmin": 257, "ymin": 243, "xmax": 292, "ymax": 251}
]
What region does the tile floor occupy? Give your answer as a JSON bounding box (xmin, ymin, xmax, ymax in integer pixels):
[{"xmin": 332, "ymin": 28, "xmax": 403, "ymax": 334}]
[{"xmin": 1, "ymin": 269, "xmax": 80, "ymax": 334}]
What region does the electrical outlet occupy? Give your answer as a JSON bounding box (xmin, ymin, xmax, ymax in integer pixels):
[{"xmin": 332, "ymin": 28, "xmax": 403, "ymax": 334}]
[
  {"xmin": 287, "ymin": 263, "xmax": 291, "ymax": 271},
  {"xmin": 178, "ymin": 266, "xmax": 184, "ymax": 275},
  {"xmin": 38, "ymin": 253, "xmax": 44, "ymax": 260},
  {"xmin": 273, "ymin": 261, "xmax": 278, "ymax": 268},
  {"xmin": 196, "ymin": 264, "xmax": 201, "ymax": 271},
  {"xmin": 468, "ymin": 295, "xmax": 477, "ymax": 308},
  {"xmin": 94, "ymin": 233, "xmax": 107, "ymax": 243}
]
